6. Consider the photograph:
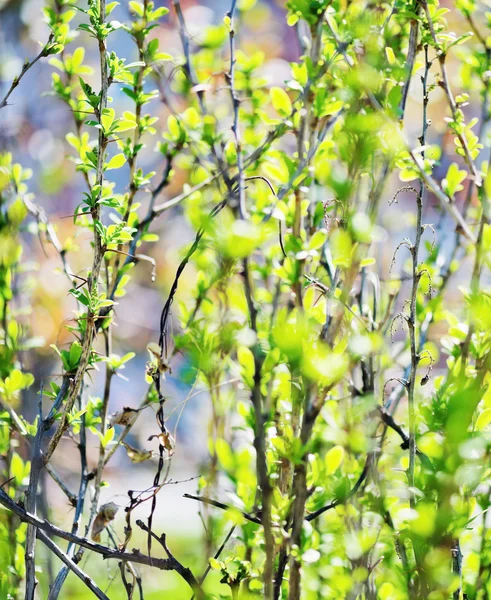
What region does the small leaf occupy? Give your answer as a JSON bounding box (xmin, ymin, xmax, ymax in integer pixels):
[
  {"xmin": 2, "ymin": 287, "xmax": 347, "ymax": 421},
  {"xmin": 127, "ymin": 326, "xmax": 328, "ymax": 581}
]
[
  {"xmin": 106, "ymin": 154, "xmax": 127, "ymax": 170},
  {"xmin": 270, "ymin": 87, "xmax": 292, "ymax": 117},
  {"xmin": 209, "ymin": 558, "xmax": 222, "ymax": 570},
  {"xmin": 237, "ymin": 346, "xmax": 255, "ymax": 388},
  {"xmin": 385, "ymin": 47, "xmax": 396, "ymax": 65},
  {"xmin": 114, "ymin": 119, "xmax": 137, "ymax": 132},
  {"xmin": 476, "ymin": 408, "xmax": 491, "ymax": 430},
  {"xmin": 69, "ymin": 341, "xmax": 83, "ymax": 369},
  {"xmin": 325, "ymin": 445, "xmax": 345, "ymax": 475},
  {"xmin": 309, "ymin": 230, "xmax": 327, "ymax": 250},
  {"xmin": 106, "ymin": 1, "xmax": 119, "ymax": 15},
  {"xmin": 129, "ymin": 1, "xmax": 144, "ymax": 16}
]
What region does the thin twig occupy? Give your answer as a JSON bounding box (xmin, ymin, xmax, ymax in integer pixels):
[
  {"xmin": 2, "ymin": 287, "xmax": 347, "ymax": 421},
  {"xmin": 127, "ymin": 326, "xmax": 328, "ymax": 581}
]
[
  {"xmin": 0, "ymin": 488, "xmax": 180, "ymax": 571},
  {"xmin": 136, "ymin": 520, "xmax": 204, "ymax": 599},
  {"xmin": 37, "ymin": 530, "xmax": 110, "ymax": 600},
  {"xmin": 0, "ymin": 35, "xmax": 54, "ymax": 109},
  {"xmin": 183, "ymin": 493, "xmax": 262, "ymax": 525}
]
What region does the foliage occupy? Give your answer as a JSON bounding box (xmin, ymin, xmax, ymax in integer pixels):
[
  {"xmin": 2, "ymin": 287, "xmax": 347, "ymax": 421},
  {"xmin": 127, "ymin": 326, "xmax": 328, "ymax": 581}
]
[{"xmin": 1, "ymin": 0, "xmax": 491, "ymax": 598}]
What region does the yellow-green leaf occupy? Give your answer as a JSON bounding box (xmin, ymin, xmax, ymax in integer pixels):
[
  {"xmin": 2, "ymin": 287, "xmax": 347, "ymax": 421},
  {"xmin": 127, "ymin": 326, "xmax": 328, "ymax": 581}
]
[
  {"xmin": 270, "ymin": 87, "xmax": 292, "ymax": 117},
  {"xmin": 476, "ymin": 408, "xmax": 491, "ymax": 430},
  {"xmin": 106, "ymin": 153, "xmax": 127, "ymax": 170},
  {"xmin": 325, "ymin": 445, "xmax": 345, "ymax": 475}
]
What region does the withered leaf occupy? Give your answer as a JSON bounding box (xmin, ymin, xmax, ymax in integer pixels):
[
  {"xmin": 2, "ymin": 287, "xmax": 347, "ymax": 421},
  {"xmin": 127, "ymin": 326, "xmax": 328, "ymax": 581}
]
[
  {"xmin": 148, "ymin": 430, "xmax": 175, "ymax": 456},
  {"xmin": 123, "ymin": 442, "xmax": 153, "ymax": 463},
  {"xmin": 146, "ymin": 342, "xmax": 172, "ymax": 375},
  {"xmin": 91, "ymin": 502, "xmax": 119, "ymax": 542},
  {"xmin": 109, "ymin": 406, "xmax": 140, "ymax": 427}
]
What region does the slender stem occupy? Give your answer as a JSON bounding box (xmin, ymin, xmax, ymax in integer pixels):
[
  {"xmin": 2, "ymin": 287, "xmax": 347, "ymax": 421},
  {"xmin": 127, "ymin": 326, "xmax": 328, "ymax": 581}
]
[
  {"xmin": 409, "ymin": 151, "xmax": 476, "ymax": 243},
  {"xmin": 37, "ymin": 531, "xmax": 110, "ymax": 600},
  {"xmin": 227, "ymin": 0, "xmax": 246, "ymax": 219},
  {"xmin": 423, "ymin": 1, "xmax": 481, "ymax": 185},
  {"xmin": 0, "ymin": 35, "xmax": 54, "ymax": 110},
  {"xmin": 24, "ymin": 389, "xmax": 45, "ymax": 600},
  {"xmin": 44, "ymin": 0, "xmax": 109, "ymax": 463},
  {"xmin": 0, "ymin": 488, "xmax": 178, "ymax": 571},
  {"xmin": 136, "ymin": 520, "xmax": 204, "ymax": 599},
  {"xmin": 89, "ymin": 335, "xmax": 114, "ymax": 522},
  {"xmin": 48, "ymin": 391, "xmax": 90, "ymax": 600},
  {"xmin": 183, "ymin": 494, "xmax": 261, "ymax": 524},
  {"xmin": 399, "ymin": 17, "xmax": 419, "ymax": 118},
  {"xmin": 407, "ymin": 44, "xmax": 430, "ymax": 504},
  {"xmin": 109, "ymin": 0, "xmax": 149, "ymax": 295}
]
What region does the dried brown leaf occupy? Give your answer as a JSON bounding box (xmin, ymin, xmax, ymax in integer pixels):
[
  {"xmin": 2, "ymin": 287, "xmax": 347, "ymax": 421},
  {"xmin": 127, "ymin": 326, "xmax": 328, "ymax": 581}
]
[{"xmin": 91, "ymin": 501, "xmax": 119, "ymax": 541}]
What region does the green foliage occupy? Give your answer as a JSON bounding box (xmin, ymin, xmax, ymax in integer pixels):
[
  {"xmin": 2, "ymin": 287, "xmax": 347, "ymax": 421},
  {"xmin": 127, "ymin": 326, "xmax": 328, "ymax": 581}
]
[
  {"xmin": 0, "ymin": 154, "xmax": 35, "ymax": 596},
  {"xmin": 3, "ymin": 0, "xmax": 491, "ymax": 598}
]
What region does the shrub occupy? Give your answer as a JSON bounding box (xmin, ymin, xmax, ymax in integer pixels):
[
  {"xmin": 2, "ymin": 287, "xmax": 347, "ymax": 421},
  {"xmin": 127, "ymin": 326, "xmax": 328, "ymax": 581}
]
[{"xmin": 1, "ymin": 0, "xmax": 491, "ymax": 598}]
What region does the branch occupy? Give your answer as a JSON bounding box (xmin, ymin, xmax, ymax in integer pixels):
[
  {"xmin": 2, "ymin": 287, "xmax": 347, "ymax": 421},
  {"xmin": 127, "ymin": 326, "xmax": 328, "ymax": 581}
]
[
  {"xmin": 25, "ymin": 388, "xmax": 45, "ymax": 599},
  {"xmin": 226, "ymin": 0, "xmax": 246, "ymax": 219},
  {"xmin": 0, "ymin": 35, "xmax": 54, "ymax": 110},
  {"xmin": 136, "ymin": 520, "xmax": 204, "ymax": 599},
  {"xmin": 399, "ymin": 17, "xmax": 420, "ymax": 118},
  {"xmin": 22, "ymin": 194, "xmax": 75, "ymax": 286},
  {"xmin": 423, "ymin": 0, "xmax": 482, "ymax": 186},
  {"xmin": 172, "ymin": 0, "xmax": 206, "ymax": 113},
  {"xmin": 37, "ymin": 530, "xmax": 110, "ymax": 600},
  {"xmin": 378, "ymin": 407, "xmax": 433, "ymax": 471},
  {"xmin": 192, "ymin": 526, "xmax": 236, "ymax": 598},
  {"xmin": 183, "ymin": 493, "xmax": 262, "ymax": 525},
  {"xmin": 305, "ymin": 455, "xmax": 372, "ymax": 521},
  {"xmin": 44, "ymin": 0, "xmax": 110, "ymax": 464},
  {"xmin": 0, "ymin": 488, "xmax": 176, "ymax": 571},
  {"xmin": 409, "ymin": 151, "xmax": 476, "ymax": 243}
]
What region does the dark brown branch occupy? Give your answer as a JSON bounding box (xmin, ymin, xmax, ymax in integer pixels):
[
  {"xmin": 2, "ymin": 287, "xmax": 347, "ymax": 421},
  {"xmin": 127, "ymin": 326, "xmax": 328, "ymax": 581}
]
[
  {"xmin": 37, "ymin": 530, "xmax": 110, "ymax": 600},
  {"xmin": 136, "ymin": 520, "xmax": 204, "ymax": 599},
  {"xmin": 183, "ymin": 493, "xmax": 262, "ymax": 525},
  {"xmin": 25, "ymin": 385, "xmax": 47, "ymax": 599},
  {"xmin": 305, "ymin": 455, "xmax": 372, "ymax": 522},
  {"xmin": 378, "ymin": 407, "xmax": 433, "ymax": 471},
  {"xmin": 0, "ymin": 488, "xmax": 177, "ymax": 571}
]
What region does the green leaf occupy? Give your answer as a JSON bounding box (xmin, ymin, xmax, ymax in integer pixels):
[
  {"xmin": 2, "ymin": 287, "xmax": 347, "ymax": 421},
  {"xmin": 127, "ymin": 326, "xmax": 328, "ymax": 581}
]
[
  {"xmin": 129, "ymin": 1, "xmax": 144, "ymax": 16},
  {"xmin": 167, "ymin": 115, "xmax": 183, "ymax": 141},
  {"xmin": 270, "ymin": 87, "xmax": 292, "ymax": 117},
  {"xmin": 476, "ymin": 408, "xmax": 491, "ymax": 430},
  {"xmin": 237, "ymin": 346, "xmax": 255, "ymax": 388},
  {"xmin": 101, "ymin": 107, "xmax": 115, "ymax": 132},
  {"xmin": 106, "ymin": 1, "xmax": 119, "ymax": 16},
  {"xmin": 385, "ymin": 47, "xmax": 396, "ymax": 65},
  {"xmin": 309, "ymin": 230, "xmax": 327, "ymax": 250},
  {"xmin": 97, "ymin": 426, "xmax": 115, "ymax": 448},
  {"xmin": 209, "ymin": 558, "xmax": 222, "ymax": 570},
  {"xmin": 330, "ymin": 229, "xmax": 352, "ymax": 267},
  {"xmin": 7, "ymin": 199, "xmax": 28, "ymax": 226},
  {"xmin": 106, "ymin": 153, "xmax": 127, "ymax": 170},
  {"xmin": 325, "ymin": 445, "xmax": 345, "ymax": 475},
  {"xmin": 442, "ymin": 163, "xmax": 467, "ymax": 198},
  {"xmin": 69, "ymin": 288, "xmax": 90, "ymax": 307},
  {"xmin": 215, "ymin": 439, "xmax": 235, "ymax": 471},
  {"xmin": 71, "ymin": 47, "xmax": 85, "ymax": 69},
  {"xmin": 114, "ymin": 119, "xmax": 137, "ymax": 132},
  {"xmin": 69, "ymin": 341, "xmax": 83, "ymax": 369}
]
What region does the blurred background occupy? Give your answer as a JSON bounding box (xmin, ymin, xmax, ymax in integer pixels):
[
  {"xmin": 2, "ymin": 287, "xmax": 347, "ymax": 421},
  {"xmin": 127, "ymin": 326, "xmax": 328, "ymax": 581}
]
[
  {"xmin": 0, "ymin": 1, "xmax": 298, "ymax": 596},
  {"xmin": 0, "ymin": 0, "xmax": 487, "ymax": 596}
]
